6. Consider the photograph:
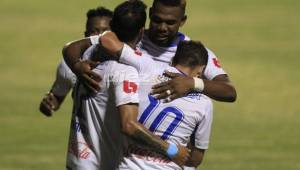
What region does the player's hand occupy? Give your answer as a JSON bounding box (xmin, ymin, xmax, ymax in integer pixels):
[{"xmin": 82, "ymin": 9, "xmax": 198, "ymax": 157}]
[
  {"xmin": 171, "ymin": 144, "xmax": 191, "ymax": 167},
  {"xmin": 151, "ymin": 71, "xmax": 194, "ymax": 102},
  {"xmin": 39, "ymin": 92, "xmax": 59, "ymax": 117},
  {"xmin": 73, "ymin": 60, "xmax": 102, "ymax": 94}
]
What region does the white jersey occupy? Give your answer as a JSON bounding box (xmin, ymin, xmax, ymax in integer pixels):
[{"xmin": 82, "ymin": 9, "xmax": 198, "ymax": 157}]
[
  {"xmin": 51, "ymin": 46, "xmax": 95, "ymax": 97},
  {"xmin": 138, "ymin": 31, "xmax": 226, "ymax": 80},
  {"xmin": 118, "ymin": 44, "xmax": 213, "ymax": 170},
  {"xmin": 66, "ymin": 46, "xmax": 139, "ymax": 170}
]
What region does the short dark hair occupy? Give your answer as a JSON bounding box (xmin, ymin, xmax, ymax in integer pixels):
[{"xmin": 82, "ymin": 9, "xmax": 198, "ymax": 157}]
[
  {"xmin": 172, "ymin": 40, "xmax": 208, "ymax": 68},
  {"xmin": 85, "ymin": 7, "xmax": 113, "ymax": 31},
  {"xmin": 110, "ymin": 0, "xmax": 147, "ymax": 42},
  {"xmin": 152, "ymin": 0, "xmax": 186, "ymax": 13}
]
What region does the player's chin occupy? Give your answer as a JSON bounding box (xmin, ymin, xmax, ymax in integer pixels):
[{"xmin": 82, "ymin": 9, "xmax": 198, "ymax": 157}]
[{"xmin": 153, "ymin": 37, "xmax": 169, "ymax": 46}]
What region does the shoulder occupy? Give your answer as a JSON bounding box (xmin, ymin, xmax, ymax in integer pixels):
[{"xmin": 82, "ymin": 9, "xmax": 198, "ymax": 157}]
[{"xmin": 183, "ymin": 94, "xmax": 213, "ymax": 113}]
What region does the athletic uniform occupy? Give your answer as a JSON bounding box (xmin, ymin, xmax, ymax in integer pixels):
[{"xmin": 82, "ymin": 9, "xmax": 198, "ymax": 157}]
[
  {"xmin": 137, "ymin": 31, "xmax": 227, "ymax": 80},
  {"xmin": 118, "ymin": 44, "xmax": 213, "ymax": 170},
  {"xmin": 51, "ymin": 47, "xmax": 95, "ymax": 97},
  {"xmin": 66, "ymin": 45, "xmax": 139, "ymax": 170}
]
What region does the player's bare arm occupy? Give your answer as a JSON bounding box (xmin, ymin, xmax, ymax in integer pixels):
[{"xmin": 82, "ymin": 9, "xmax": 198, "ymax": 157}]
[
  {"xmin": 118, "ymin": 104, "xmax": 190, "ymax": 167},
  {"xmin": 185, "ymin": 142, "xmax": 205, "ymax": 167},
  {"xmin": 100, "ymin": 31, "xmax": 124, "ymax": 57},
  {"xmin": 62, "ymin": 38, "xmax": 101, "ymax": 93},
  {"xmin": 39, "ymin": 92, "xmax": 65, "ymax": 117},
  {"xmin": 152, "ymin": 71, "xmax": 237, "ymax": 102}
]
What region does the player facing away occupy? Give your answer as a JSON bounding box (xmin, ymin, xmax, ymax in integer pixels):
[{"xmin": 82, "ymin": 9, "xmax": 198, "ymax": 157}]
[
  {"xmin": 39, "ymin": 7, "xmax": 113, "ymax": 116},
  {"xmin": 61, "ymin": 0, "xmax": 236, "ymax": 106},
  {"xmin": 99, "ymin": 32, "xmax": 213, "ymax": 169},
  {"xmin": 65, "ymin": 1, "xmax": 189, "ymax": 170}
]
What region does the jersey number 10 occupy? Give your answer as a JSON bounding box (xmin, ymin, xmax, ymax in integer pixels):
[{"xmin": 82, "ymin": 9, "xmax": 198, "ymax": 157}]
[{"xmin": 138, "ymin": 95, "xmax": 184, "ymax": 140}]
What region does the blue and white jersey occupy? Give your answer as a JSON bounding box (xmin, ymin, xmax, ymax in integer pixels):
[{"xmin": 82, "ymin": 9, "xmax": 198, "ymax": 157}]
[
  {"xmin": 119, "ymin": 44, "xmax": 213, "ymax": 170},
  {"xmin": 66, "ymin": 45, "xmax": 140, "ymax": 170},
  {"xmin": 137, "ymin": 31, "xmax": 226, "ymax": 80}
]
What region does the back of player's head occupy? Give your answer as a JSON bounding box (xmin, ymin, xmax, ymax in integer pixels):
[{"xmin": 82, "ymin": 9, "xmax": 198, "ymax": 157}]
[
  {"xmin": 85, "ymin": 7, "xmax": 113, "ymax": 30},
  {"xmin": 172, "ymin": 40, "xmax": 208, "ymax": 68},
  {"xmin": 110, "ymin": 0, "xmax": 147, "ymax": 42},
  {"xmin": 152, "ymin": 0, "xmax": 186, "ymax": 14}
]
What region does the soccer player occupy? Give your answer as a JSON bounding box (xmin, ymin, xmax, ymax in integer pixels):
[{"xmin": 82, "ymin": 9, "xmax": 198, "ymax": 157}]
[
  {"xmin": 62, "ymin": 0, "xmax": 237, "ymax": 105},
  {"xmin": 98, "ymin": 32, "xmax": 212, "ymax": 170},
  {"xmin": 65, "ymin": 1, "xmax": 189, "ymax": 170},
  {"xmin": 139, "ymin": 0, "xmax": 236, "ymax": 102},
  {"xmin": 39, "ymin": 7, "xmax": 113, "ymax": 116}
]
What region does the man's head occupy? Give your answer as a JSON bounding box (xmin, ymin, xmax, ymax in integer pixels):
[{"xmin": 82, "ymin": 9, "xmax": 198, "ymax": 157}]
[
  {"xmin": 172, "ymin": 40, "xmax": 208, "ymax": 78},
  {"xmin": 84, "ymin": 7, "xmax": 113, "ymax": 37},
  {"xmin": 110, "ymin": 0, "xmax": 147, "ymax": 43},
  {"xmin": 149, "ymin": 0, "xmax": 187, "ymax": 47}
]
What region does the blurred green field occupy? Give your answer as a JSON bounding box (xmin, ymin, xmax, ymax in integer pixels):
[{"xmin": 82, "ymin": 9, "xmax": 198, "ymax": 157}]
[{"xmin": 0, "ymin": 0, "xmax": 299, "ymax": 169}]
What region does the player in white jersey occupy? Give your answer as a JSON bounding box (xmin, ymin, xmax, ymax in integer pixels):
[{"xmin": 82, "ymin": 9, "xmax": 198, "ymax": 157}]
[
  {"xmin": 141, "ymin": 0, "xmax": 236, "ymax": 102},
  {"xmin": 65, "ymin": 1, "xmax": 190, "ymax": 170},
  {"xmin": 98, "ymin": 33, "xmax": 213, "ymax": 169},
  {"xmin": 39, "ymin": 7, "xmax": 113, "ymax": 116},
  {"xmin": 67, "ymin": 52, "xmax": 139, "ymax": 169},
  {"xmin": 61, "ymin": 0, "xmax": 236, "ymax": 105}
]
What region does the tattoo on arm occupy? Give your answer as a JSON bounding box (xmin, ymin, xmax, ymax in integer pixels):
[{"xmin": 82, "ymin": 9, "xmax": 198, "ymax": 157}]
[{"xmin": 130, "ymin": 123, "xmax": 168, "ymax": 156}]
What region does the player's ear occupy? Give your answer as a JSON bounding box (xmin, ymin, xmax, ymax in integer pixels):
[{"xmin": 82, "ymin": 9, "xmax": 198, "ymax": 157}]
[
  {"xmin": 180, "ymin": 15, "xmax": 187, "ymax": 27},
  {"xmin": 199, "ymin": 65, "xmax": 206, "ymax": 78}
]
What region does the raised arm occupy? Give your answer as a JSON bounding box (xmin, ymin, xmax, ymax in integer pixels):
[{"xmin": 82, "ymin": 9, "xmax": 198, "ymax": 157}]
[
  {"xmin": 152, "ymin": 72, "xmax": 236, "ymax": 102},
  {"xmin": 62, "ymin": 36, "xmax": 102, "ymax": 93},
  {"xmin": 151, "ymin": 48, "xmax": 237, "ymax": 103},
  {"xmin": 100, "ymin": 31, "xmax": 156, "ymax": 73},
  {"xmin": 202, "ymin": 74, "xmax": 236, "ymax": 102}
]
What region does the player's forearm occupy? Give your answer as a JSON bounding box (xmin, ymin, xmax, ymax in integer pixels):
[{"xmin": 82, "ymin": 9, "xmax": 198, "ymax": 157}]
[
  {"xmin": 100, "ymin": 31, "xmax": 124, "ymax": 57},
  {"xmin": 202, "ymin": 79, "xmax": 237, "ymax": 102},
  {"xmin": 185, "ymin": 144, "xmax": 205, "ymax": 167},
  {"xmin": 62, "ymin": 38, "xmax": 92, "ymax": 73},
  {"xmin": 123, "ymin": 120, "xmax": 169, "ymax": 155}
]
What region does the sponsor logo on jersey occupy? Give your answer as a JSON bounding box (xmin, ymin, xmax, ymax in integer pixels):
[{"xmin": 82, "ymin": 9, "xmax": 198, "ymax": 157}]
[
  {"xmin": 123, "ymin": 80, "xmax": 138, "ymax": 93},
  {"xmin": 134, "ymin": 50, "xmax": 142, "ymax": 56},
  {"xmin": 127, "ymin": 145, "xmax": 170, "ymax": 164},
  {"xmin": 186, "ymin": 92, "xmax": 201, "ymax": 100},
  {"xmin": 213, "ymin": 58, "xmax": 222, "ymax": 68},
  {"xmin": 68, "ymin": 141, "xmax": 91, "ymax": 159}
]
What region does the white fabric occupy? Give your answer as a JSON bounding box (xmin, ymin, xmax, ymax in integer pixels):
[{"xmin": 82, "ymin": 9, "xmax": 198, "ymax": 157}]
[
  {"xmin": 51, "ymin": 59, "xmax": 76, "ymax": 96},
  {"xmin": 66, "ymin": 46, "xmax": 139, "ymax": 170},
  {"xmin": 137, "ymin": 32, "xmax": 226, "ymax": 80},
  {"xmin": 51, "ymin": 46, "xmax": 96, "ymax": 97},
  {"xmin": 89, "ymin": 35, "xmax": 100, "ymax": 45},
  {"xmin": 193, "ymin": 77, "xmax": 204, "ymax": 92},
  {"xmin": 119, "ymin": 44, "xmax": 213, "ymax": 170}
]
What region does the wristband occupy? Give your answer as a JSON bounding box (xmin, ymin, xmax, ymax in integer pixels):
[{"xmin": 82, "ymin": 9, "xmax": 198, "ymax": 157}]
[
  {"xmin": 166, "ymin": 142, "xmax": 178, "ymax": 158},
  {"xmin": 193, "ymin": 77, "xmax": 204, "ymax": 92},
  {"xmin": 90, "ymin": 35, "xmax": 100, "ymax": 45}
]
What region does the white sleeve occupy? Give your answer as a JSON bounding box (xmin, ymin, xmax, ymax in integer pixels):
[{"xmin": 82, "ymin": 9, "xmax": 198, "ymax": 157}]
[
  {"xmin": 204, "ymin": 49, "xmax": 227, "ymax": 80},
  {"xmin": 113, "ymin": 65, "xmax": 139, "ymax": 106},
  {"xmin": 119, "ymin": 44, "xmax": 155, "ymax": 74},
  {"xmin": 51, "ymin": 59, "xmax": 76, "ymax": 96},
  {"xmin": 193, "ymin": 100, "xmax": 213, "ymax": 149}
]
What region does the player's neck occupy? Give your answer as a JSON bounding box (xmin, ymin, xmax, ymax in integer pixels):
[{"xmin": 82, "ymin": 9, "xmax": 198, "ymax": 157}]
[
  {"xmin": 126, "ymin": 37, "xmax": 140, "ymax": 49},
  {"xmin": 174, "ymin": 65, "xmax": 192, "ymax": 77}
]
